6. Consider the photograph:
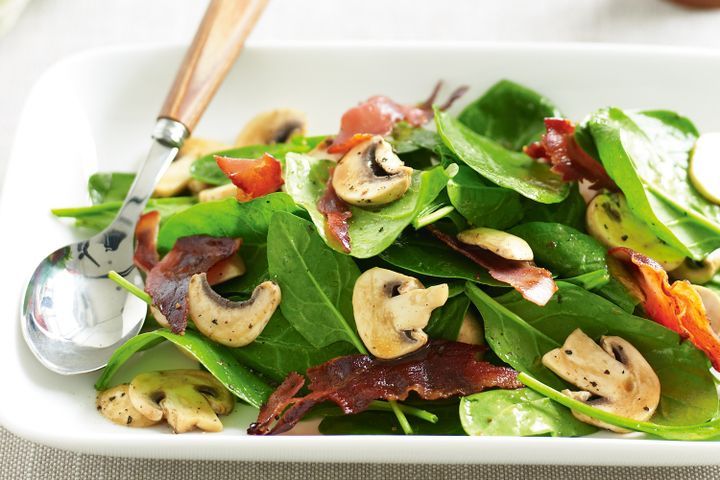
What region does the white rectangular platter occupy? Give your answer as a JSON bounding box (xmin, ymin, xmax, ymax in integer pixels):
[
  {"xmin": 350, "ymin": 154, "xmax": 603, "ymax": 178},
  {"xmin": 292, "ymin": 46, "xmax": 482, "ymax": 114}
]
[{"xmin": 2, "ymin": 42, "xmax": 720, "ymax": 465}]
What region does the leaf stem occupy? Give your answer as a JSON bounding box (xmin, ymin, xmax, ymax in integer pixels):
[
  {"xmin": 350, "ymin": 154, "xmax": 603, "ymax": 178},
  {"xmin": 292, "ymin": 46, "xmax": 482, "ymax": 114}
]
[
  {"xmin": 368, "ymin": 401, "xmax": 439, "ymax": 424},
  {"xmin": 108, "ymin": 270, "xmax": 151, "ymax": 305},
  {"xmin": 389, "ymin": 399, "xmax": 414, "ymax": 435}
]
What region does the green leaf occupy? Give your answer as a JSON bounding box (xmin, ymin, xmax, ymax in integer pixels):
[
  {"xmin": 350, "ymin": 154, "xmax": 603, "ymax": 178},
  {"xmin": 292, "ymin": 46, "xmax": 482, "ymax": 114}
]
[
  {"xmin": 458, "ymin": 80, "xmax": 561, "ymax": 151},
  {"xmin": 214, "ymin": 244, "xmax": 270, "ymax": 296},
  {"xmin": 284, "ymin": 152, "xmax": 450, "ymax": 258},
  {"xmin": 509, "ymin": 222, "xmax": 607, "ymax": 278},
  {"xmin": 426, "ymin": 293, "xmax": 470, "ymax": 341},
  {"xmin": 435, "ymin": 109, "xmax": 568, "ymax": 204},
  {"xmin": 379, "ymin": 229, "xmax": 502, "ymax": 286},
  {"xmin": 388, "ymin": 122, "xmax": 441, "ymax": 154},
  {"xmin": 88, "ymin": 172, "xmax": 135, "ymax": 204},
  {"xmin": 521, "ymin": 184, "xmax": 587, "ymax": 232},
  {"xmin": 231, "ymin": 310, "xmax": 356, "ymax": 382},
  {"xmin": 190, "ymin": 136, "xmax": 326, "ymax": 185},
  {"xmin": 563, "ymin": 269, "xmax": 610, "ymax": 290},
  {"xmin": 460, "ymin": 388, "xmax": 595, "ymax": 437},
  {"xmin": 447, "ymin": 165, "xmax": 524, "ymax": 229},
  {"xmin": 52, "ymin": 197, "xmax": 196, "ymax": 231},
  {"xmin": 474, "ymin": 281, "xmax": 718, "ymax": 426},
  {"xmin": 594, "ymin": 277, "xmax": 641, "ymax": 313},
  {"xmin": 95, "ymin": 329, "xmax": 272, "ymax": 409},
  {"xmin": 267, "ymin": 211, "xmax": 365, "ymax": 351},
  {"xmin": 156, "ymin": 193, "xmax": 301, "ymax": 252},
  {"xmin": 588, "ymin": 107, "xmax": 720, "ymax": 259}
]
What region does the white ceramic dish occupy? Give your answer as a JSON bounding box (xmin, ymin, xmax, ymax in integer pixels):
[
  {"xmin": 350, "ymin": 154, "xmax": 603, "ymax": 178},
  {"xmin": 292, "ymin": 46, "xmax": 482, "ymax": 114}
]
[{"xmin": 2, "ymin": 42, "xmax": 720, "ymax": 465}]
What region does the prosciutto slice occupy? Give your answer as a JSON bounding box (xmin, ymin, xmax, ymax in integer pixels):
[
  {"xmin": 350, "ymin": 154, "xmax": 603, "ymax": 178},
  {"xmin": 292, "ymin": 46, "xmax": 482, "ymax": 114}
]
[
  {"xmin": 215, "ymin": 153, "xmax": 284, "ymax": 202},
  {"xmin": 610, "ymin": 247, "xmax": 720, "ymax": 370},
  {"xmin": 525, "ymin": 118, "xmax": 618, "ymax": 191},
  {"xmin": 317, "ymin": 169, "xmax": 353, "ymax": 253},
  {"xmin": 247, "ymin": 341, "xmax": 521, "ymax": 435},
  {"xmin": 428, "ymin": 226, "xmax": 557, "ymax": 306},
  {"xmin": 133, "ymin": 211, "xmax": 161, "ymax": 273}
]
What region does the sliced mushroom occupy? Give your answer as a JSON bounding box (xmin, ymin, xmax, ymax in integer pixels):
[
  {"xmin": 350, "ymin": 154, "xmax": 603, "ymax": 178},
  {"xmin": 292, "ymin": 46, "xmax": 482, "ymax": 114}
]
[
  {"xmin": 693, "ymin": 284, "xmax": 720, "ymax": 335},
  {"xmin": 352, "ymin": 267, "xmax": 448, "ymax": 359},
  {"xmin": 129, "ymin": 369, "xmax": 234, "ymax": 433},
  {"xmin": 671, "ymin": 248, "xmax": 720, "ymax": 284},
  {"xmin": 542, "ymin": 329, "xmax": 661, "ymax": 433},
  {"xmin": 235, "ymin": 109, "xmax": 307, "ymax": 146},
  {"xmin": 332, "ymin": 136, "xmax": 413, "ymax": 206},
  {"xmin": 457, "ymin": 227, "xmax": 533, "ymax": 261},
  {"xmin": 154, "ymin": 137, "xmax": 228, "ymax": 198},
  {"xmin": 198, "ymin": 183, "xmax": 240, "ymax": 203},
  {"xmin": 187, "ymin": 273, "xmax": 280, "ymax": 347},
  {"xmin": 96, "ymin": 384, "xmax": 159, "ymax": 428},
  {"xmin": 586, "ymin": 192, "xmax": 685, "ymax": 270},
  {"xmin": 456, "ymin": 308, "xmax": 484, "ymax": 346},
  {"xmin": 205, "ymin": 255, "xmax": 246, "ymax": 285}
]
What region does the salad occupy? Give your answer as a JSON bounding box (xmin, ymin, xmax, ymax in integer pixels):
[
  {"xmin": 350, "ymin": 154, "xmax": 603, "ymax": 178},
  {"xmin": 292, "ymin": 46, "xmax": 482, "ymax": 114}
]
[{"xmin": 56, "ymin": 79, "xmax": 720, "ymax": 438}]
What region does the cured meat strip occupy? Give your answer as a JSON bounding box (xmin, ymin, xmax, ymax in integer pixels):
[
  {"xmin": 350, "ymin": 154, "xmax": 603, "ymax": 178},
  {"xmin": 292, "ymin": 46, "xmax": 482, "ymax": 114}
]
[
  {"xmin": 133, "ymin": 211, "xmax": 161, "ymax": 273},
  {"xmin": 215, "ymin": 153, "xmax": 284, "ymax": 202},
  {"xmin": 317, "ymin": 169, "xmax": 353, "ymax": 253}
]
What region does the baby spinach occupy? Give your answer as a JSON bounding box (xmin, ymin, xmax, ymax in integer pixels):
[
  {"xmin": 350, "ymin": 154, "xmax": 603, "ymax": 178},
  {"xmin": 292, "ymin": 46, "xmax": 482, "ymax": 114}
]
[
  {"xmin": 190, "ymin": 136, "xmax": 326, "ymax": 185},
  {"xmin": 469, "ymin": 281, "xmax": 718, "ymax": 426},
  {"xmin": 156, "ymin": 192, "xmax": 300, "ymax": 252},
  {"xmin": 435, "ymin": 109, "xmax": 568, "ymax": 204},
  {"xmin": 447, "ymin": 165, "xmax": 524, "ymax": 229},
  {"xmin": 595, "ymin": 277, "xmax": 640, "ymax": 313},
  {"xmin": 588, "ymin": 107, "xmax": 720, "ymax": 260},
  {"xmin": 267, "ymin": 211, "xmax": 365, "ymax": 351},
  {"xmin": 509, "ymin": 222, "xmax": 607, "ymax": 278},
  {"xmin": 458, "ymin": 80, "xmax": 561, "ymax": 151},
  {"xmin": 379, "ymin": 229, "xmax": 501, "ymax": 286},
  {"xmin": 460, "ymin": 388, "xmax": 596, "ymax": 437},
  {"xmin": 88, "ymin": 172, "xmax": 135, "ymax": 204},
  {"xmin": 521, "ymin": 184, "xmax": 586, "ymax": 232},
  {"xmin": 284, "ymin": 152, "xmax": 450, "ymax": 258},
  {"xmin": 214, "ymin": 244, "xmax": 270, "ymax": 296},
  {"xmin": 95, "ymin": 329, "xmax": 272, "ymax": 409},
  {"xmin": 388, "ymin": 122, "xmax": 441, "ymax": 155},
  {"xmin": 426, "ymin": 293, "xmax": 470, "ymax": 341},
  {"xmin": 563, "ymin": 269, "xmax": 610, "ymax": 291}
]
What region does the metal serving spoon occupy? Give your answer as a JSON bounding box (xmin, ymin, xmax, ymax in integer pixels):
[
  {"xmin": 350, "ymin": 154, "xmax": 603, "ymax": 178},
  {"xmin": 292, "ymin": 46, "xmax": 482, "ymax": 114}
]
[{"xmin": 21, "ymin": 0, "xmax": 268, "ymax": 375}]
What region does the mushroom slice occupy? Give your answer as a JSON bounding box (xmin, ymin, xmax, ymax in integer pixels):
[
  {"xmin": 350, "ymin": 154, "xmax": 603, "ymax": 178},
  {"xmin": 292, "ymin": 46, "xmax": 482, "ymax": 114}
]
[
  {"xmin": 154, "ymin": 137, "xmax": 228, "ymax": 198},
  {"xmin": 198, "ymin": 183, "xmax": 240, "ymax": 203},
  {"xmin": 96, "ymin": 384, "xmax": 159, "ymax": 428},
  {"xmin": 671, "ymin": 248, "xmax": 720, "ymax": 284},
  {"xmin": 353, "ymin": 267, "xmax": 448, "ymax": 359},
  {"xmin": 235, "ymin": 109, "xmax": 307, "ymax": 146},
  {"xmin": 693, "ymin": 285, "xmax": 720, "ymax": 335},
  {"xmin": 457, "ymin": 227, "xmax": 534, "ymax": 261},
  {"xmin": 129, "ymin": 369, "xmax": 234, "ymax": 433},
  {"xmin": 187, "ymin": 273, "xmax": 280, "ymax": 347},
  {"xmin": 332, "ymin": 136, "xmax": 413, "ymax": 206},
  {"xmin": 542, "ymin": 329, "xmax": 661, "ymax": 433},
  {"xmin": 456, "ymin": 309, "xmax": 484, "ymax": 346},
  {"xmin": 205, "ymin": 255, "xmax": 246, "ymax": 286}
]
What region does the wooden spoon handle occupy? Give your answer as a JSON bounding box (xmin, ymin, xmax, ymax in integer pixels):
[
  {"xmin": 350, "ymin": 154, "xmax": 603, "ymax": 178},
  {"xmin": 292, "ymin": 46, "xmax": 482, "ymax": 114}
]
[{"xmin": 158, "ymin": 0, "xmax": 268, "ymax": 133}]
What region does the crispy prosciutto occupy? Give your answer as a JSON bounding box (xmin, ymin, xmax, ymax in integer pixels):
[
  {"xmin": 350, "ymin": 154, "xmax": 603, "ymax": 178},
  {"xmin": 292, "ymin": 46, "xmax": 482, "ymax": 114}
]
[
  {"xmin": 247, "ymin": 340, "xmax": 521, "ymax": 435},
  {"xmin": 133, "ymin": 211, "xmax": 161, "ymax": 274},
  {"xmin": 428, "ymin": 226, "xmax": 557, "ymax": 306},
  {"xmin": 143, "ymin": 236, "xmax": 241, "ymax": 334},
  {"xmin": 610, "ymin": 247, "xmax": 720, "ymax": 370},
  {"xmin": 215, "ymin": 153, "xmax": 284, "ymax": 202},
  {"xmin": 317, "ymin": 169, "xmax": 353, "ymax": 253},
  {"xmin": 525, "ymin": 118, "xmax": 618, "ymax": 191},
  {"xmin": 328, "ymin": 82, "xmax": 468, "ymax": 155}
]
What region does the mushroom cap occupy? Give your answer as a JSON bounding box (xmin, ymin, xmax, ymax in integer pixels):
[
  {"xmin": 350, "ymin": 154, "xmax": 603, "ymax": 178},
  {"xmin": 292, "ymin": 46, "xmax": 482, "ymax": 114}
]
[
  {"xmin": 96, "ymin": 384, "xmax": 159, "ymax": 428},
  {"xmin": 586, "ymin": 192, "xmax": 685, "ymax": 270},
  {"xmin": 456, "ymin": 309, "xmax": 484, "ymax": 346},
  {"xmin": 671, "ymin": 248, "xmax": 720, "ymax": 284},
  {"xmin": 188, "ymin": 273, "xmax": 281, "ymax": 347},
  {"xmin": 352, "ymin": 267, "xmax": 448, "ymax": 359},
  {"xmin": 457, "ymin": 227, "xmax": 534, "ymax": 261},
  {"xmin": 332, "ymin": 136, "xmax": 412, "ymax": 206},
  {"xmin": 693, "ymin": 284, "xmax": 720, "ymax": 335},
  {"xmin": 542, "ymin": 329, "xmax": 661, "ymax": 433},
  {"xmin": 128, "ymin": 369, "xmax": 234, "ymax": 433},
  {"xmin": 234, "ymin": 109, "xmax": 307, "ymax": 146}
]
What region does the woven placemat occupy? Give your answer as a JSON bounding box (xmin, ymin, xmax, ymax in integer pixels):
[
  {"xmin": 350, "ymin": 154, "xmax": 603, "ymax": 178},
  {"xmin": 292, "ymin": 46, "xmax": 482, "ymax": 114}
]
[{"xmin": 1, "ymin": 427, "xmax": 717, "ymax": 480}]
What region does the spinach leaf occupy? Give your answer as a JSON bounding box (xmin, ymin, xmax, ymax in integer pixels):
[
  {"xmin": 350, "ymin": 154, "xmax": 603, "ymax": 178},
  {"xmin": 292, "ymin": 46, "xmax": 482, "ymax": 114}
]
[
  {"xmin": 284, "ymin": 152, "xmax": 450, "ymax": 258},
  {"xmin": 214, "ymin": 244, "xmax": 270, "ymax": 295},
  {"xmin": 88, "ymin": 172, "xmax": 135, "ymax": 204},
  {"xmin": 388, "ymin": 122, "xmax": 441, "ymax": 155},
  {"xmin": 588, "ymin": 107, "xmax": 720, "ymax": 260},
  {"xmin": 190, "ymin": 136, "xmax": 326, "ymax": 185},
  {"xmin": 458, "ymin": 80, "xmax": 561, "ymax": 151},
  {"xmin": 95, "ymin": 329, "xmax": 272, "ymax": 408},
  {"xmin": 231, "ymin": 311, "xmax": 356, "ymax": 382},
  {"xmin": 426, "ymin": 293, "xmax": 470, "ymax": 341},
  {"xmin": 474, "ymin": 281, "xmax": 718, "ymax": 426},
  {"xmin": 595, "ymin": 277, "xmax": 641, "ymax": 313},
  {"xmin": 435, "ymin": 109, "xmax": 568, "ymax": 204},
  {"xmin": 52, "ymin": 197, "xmax": 196, "ymax": 231},
  {"xmin": 156, "ymin": 193, "xmax": 300, "ymax": 252},
  {"xmin": 460, "ymin": 388, "xmax": 595, "ymax": 437},
  {"xmin": 267, "ymin": 211, "xmax": 365, "ymax": 351},
  {"xmin": 509, "ymin": 222, "xmax": 607, "ymax": 277},
  {"xmin": 447, "ymin": 165, "xmax": 524, "ymax": 229},
  {"xmin": 379, "ymin": 229, "xmax": 502, "ymax": 286},
  {"xmin": 521, "ymin": 184, "xmax": 586, "ymax": 232},
  {"xmin": 563, "ymin": 269, "xmax": 610, "ymax": 290}
]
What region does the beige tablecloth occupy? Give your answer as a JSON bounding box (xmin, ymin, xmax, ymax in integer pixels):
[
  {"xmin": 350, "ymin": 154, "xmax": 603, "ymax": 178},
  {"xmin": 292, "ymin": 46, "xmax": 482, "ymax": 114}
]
[{"xmin": 3, "ymin": 0, "xmax": 720, "ymax": 477}]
